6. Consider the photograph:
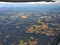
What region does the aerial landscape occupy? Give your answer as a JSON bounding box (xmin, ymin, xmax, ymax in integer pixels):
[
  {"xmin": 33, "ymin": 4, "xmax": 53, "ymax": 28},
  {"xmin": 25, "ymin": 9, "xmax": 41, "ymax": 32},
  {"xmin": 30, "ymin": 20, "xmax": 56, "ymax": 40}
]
[{"xmin": 0, "ymin": 3, "xmax": 60, "ymax": 45}]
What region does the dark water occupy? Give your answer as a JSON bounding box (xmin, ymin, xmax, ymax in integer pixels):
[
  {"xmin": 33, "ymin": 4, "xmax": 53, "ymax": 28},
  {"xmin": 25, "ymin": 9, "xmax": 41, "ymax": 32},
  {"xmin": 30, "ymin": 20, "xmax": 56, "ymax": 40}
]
[{"xmin": 0, "ymin": 4, "xmax": 60, "ymax": 45}]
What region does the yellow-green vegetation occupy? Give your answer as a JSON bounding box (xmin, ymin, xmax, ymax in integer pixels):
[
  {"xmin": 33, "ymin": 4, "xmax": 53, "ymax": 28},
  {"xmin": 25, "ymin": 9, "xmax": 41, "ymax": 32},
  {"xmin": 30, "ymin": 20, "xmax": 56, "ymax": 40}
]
[
  {"xmin": 37, "ymin": 20, "xmax": 44, "ymax": 25},
  {"xmin": 28, "ymin": 39, "xmax": 38, "ymax": 45},
  {"xmin": 26, "ymin": 23, "xmax": 55, "ymax": 36},
  {"xmin": 18, "ymin": 40, "xmax": 27, "ymax": 45},
  {"xmin": 18, "ymin": 38, "xmax": 38, "ymax": 45},
  {"xmin": 21, "ymin": 15, "xmax": 28, "ymax": 19},
  {"xmin": 26, "ymin": 25, "xmax": 41, "ymax": 33}
]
